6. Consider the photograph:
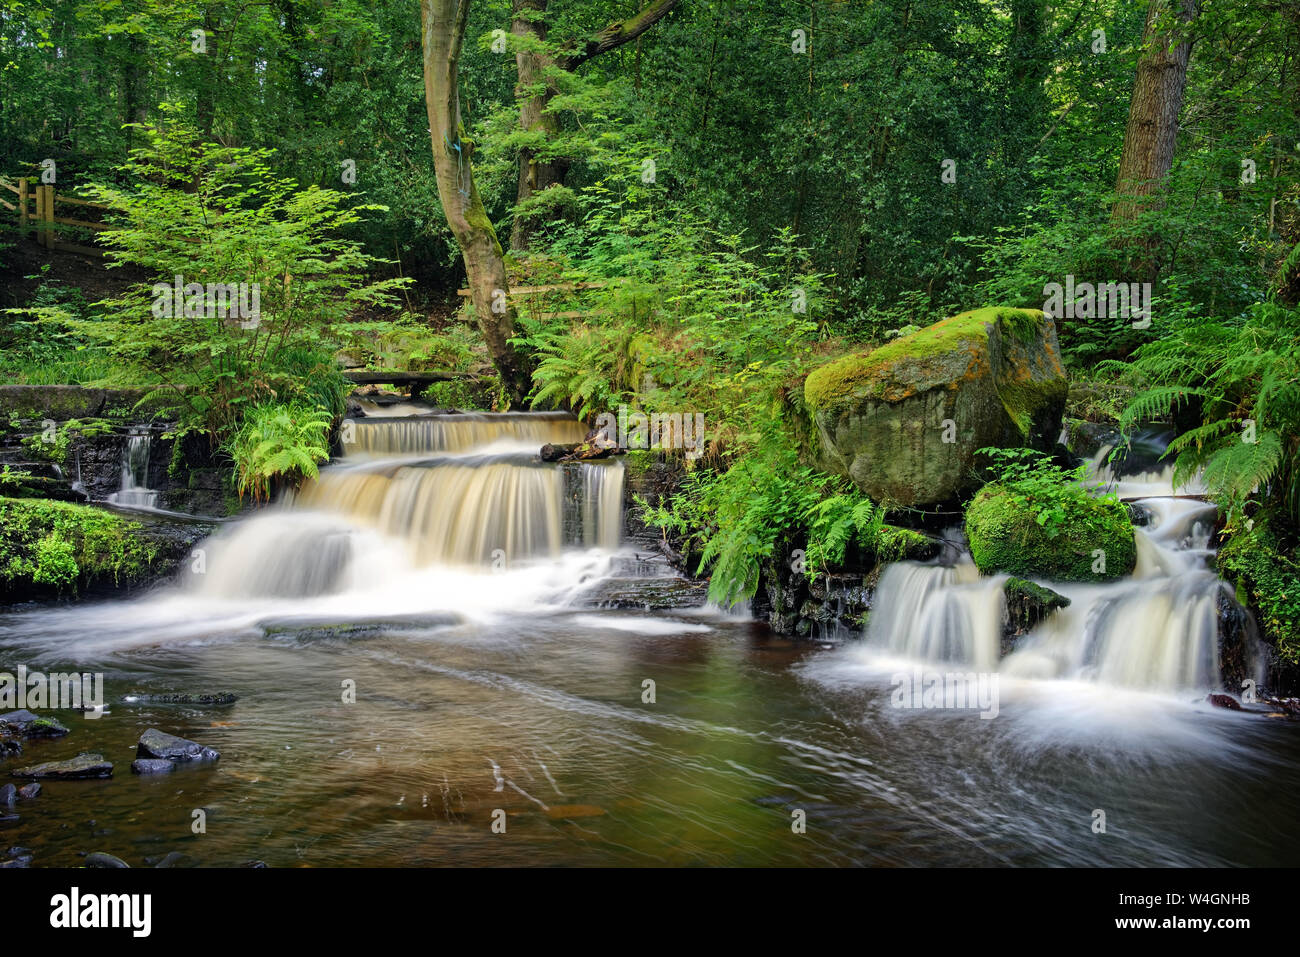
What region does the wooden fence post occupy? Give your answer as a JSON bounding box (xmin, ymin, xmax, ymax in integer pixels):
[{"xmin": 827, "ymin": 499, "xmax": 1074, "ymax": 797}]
[
  {"xmin": 39, "ymin": 184, "xmax": 55, "ymax": 248},
  {"xmin": 17, "ymin": 178, "xmax": 28, "ymax": 236}
]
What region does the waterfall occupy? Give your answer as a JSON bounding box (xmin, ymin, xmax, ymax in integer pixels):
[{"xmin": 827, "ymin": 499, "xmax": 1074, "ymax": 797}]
[
  {"xmin": 192, "ymin": 412, "xmax": 624, "ymax": 600},
  {"xmin": 867, "ymin": 560, "xmax": 1005, "ymax": 672},
  {"xmin": 107, "ymin": 428, "xmax": 159, "ymax": 509},
  {"xmin": 862, "ymin": 448, "xmax": 1260, "ymax": 695},
  {"xmin": 342, "ymin": 411, "xmax": 587, "ymax": 456}
]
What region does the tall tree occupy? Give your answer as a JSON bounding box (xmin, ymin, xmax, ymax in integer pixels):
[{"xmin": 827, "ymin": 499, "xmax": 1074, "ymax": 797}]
[
  {"xmin": 509, "ymin": 0, "xmax": 680, "ymax": 251},
  {"xmin": 421, "ymin": 0, "xmax": 533, "ymax": 406},
  {"xmin": 1111, "ymin": 0, "xmax": 1201, "ymax": 224}
]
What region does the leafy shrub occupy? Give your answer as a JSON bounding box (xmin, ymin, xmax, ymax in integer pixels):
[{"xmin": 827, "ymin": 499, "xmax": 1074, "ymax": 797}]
[
  {"xmin": 0, "ymin": 497, "xmax": 159, "ymax": 594},
  {"xmin": 965, "ymin": 448, "xmax": 1135, "ymax": 582},
  {"xmin": 226, "ymin": 401, "xmax": 333, "ymax": 502}
]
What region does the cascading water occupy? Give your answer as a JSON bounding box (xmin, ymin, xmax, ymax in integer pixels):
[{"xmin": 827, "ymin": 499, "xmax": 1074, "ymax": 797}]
[
  {"xmin": 190, "ymin": 411, "xmax": 624, "ymax": 600},
  {"xmin": 856, "ymin": 434, "xmax": 1260, "ymax": 696},
  {"xmin": 106, "ymin": 427, "xmax": 159, "ymax": 509}
]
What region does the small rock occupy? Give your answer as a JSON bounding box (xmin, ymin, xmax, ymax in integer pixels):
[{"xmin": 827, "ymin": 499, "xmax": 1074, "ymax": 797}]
[
  {"xmin": 136, "ymin": 729, "xmax": 219, "ymax": 764},
  {"xmin": 0, "ymin": 784, "xmax": 14, "ymax": 807},
  {"xmin": 0, "ymin": 710, "xmax": 70, "ymax": 738},
  {"xmin": 1206, "ymin": 693, "xmax": 1243, "ymax": 711},
  {"xmin": 242, "ymin": 860, "xmax": 268, "ymax": 868},
  {"xmin": 131, "ymin": 759, "xmax": 176, "ymax": 775},
  {"xmin": 154, "ymin": 851, "xmax": 187, "ymax": 868},
  {"xmin": 125, "ymin": 692, "xmax": 238, "ymax": 706},
  {"xmin": 84, "ymin": 851, "xmax": 129, "ymax": 868},
  {"xmin": 10, "ymin": 752, "xmax": 113, "ymax": 780},
  {"xmin": 0, "ymin": 856, "xmax": 29, "ymax": 868},
  {"xmin": 16, "ymin": 783, "xmax": 40, "ymax": 800}
]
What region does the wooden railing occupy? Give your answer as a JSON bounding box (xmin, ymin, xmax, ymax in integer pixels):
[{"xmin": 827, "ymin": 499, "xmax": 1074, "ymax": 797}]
[{"xmin": 0, "ymin": 177, "xmax": 111, "ymax": 257}]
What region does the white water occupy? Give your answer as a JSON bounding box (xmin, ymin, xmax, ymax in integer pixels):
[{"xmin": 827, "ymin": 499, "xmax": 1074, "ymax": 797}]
[
  {"xmin": 828, "ymin": 444, "xmax": 1260, "ymax": 702},
  {"xmin": 106, "ymin": 429, "xmax": 160, "ymax": 508}
]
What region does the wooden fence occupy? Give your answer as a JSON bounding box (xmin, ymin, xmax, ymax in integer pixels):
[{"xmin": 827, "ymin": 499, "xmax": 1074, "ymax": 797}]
[{"xmin": 0, "ymin": 177, "xmax": 112, "ymax": 257}]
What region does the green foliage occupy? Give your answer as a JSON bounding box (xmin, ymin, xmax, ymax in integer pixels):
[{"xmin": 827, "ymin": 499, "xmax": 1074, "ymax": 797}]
[
  {"xmin": 70, "ymin": 119, "xmax": 400, "ymax": 440},
  {"xmin": 966, "ymin": 448, "xmax": 1136, "ymax": 582},
  {"xmin": 225, "ymin": 401, "xmax": 333, "ymax": 502},
  {"xmin": 1104, "ymin": 297, "xmax": 1300, "ymax": 527},
  {"xmin": 1217, "ymin": 513, "xmax": 1300, "ymax": 664},
  {"xmin": 0, "ymin": 497, "xmax": 159, "ymax": 594}
]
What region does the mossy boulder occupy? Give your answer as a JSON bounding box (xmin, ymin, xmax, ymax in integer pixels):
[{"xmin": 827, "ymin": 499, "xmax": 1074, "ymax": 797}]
[
  {"xmin": 803, "ymin": 307, "xmax": 1067, "ymax": 506},
  {"xmin": 965, "ymin": 484, "xmax": 1136, "ymax": 583}
]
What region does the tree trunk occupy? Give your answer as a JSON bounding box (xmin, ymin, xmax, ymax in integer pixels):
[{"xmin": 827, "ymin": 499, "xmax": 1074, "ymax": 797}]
[
  {"xmin": 421, "ymin": 0, "xmax": 533, "ymax": 407},
  {"xmin": 510, "ymin": 0, "xmax": 570, "ymax": 252},
  {"xmin": 1111, "ymin": 0, "xmax": 1200, "ymax": 223}
]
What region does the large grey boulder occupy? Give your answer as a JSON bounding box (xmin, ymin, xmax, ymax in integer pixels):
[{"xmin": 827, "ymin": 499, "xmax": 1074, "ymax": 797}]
[{"xmin": 803, "ymin": 307, "xmax": 1067, "ymax": 506}]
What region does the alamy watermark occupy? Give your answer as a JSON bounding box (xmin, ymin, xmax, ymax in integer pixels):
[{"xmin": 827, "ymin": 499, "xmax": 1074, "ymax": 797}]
[
  {"xmin": 1043, "ymin": 275, "xmax": 1151, "ymax": 329},
  {"xmin": 0, "ymin": 665, "xmax": 105, "ymax": 717},
  {"xmin": 890, "ymin": 667, "xmax": 999, "ymax": 719},
  {"xmin": 594, "ymin": 406, "xmax": 706, "ymax": 460},
  {"xmin": 151, "ymin": 274, "xmax": 261, "ymax": 328}
]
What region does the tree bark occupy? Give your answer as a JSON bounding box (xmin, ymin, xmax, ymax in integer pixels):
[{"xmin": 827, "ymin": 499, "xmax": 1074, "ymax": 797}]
[
  {"xmin": 510, "ymin": 0, "xmax": 569, "ymax": 252},
  {"xmin": 422, "ymin": 0, "xmax": 533, "ymax": 407},
  {"xmin": 1111, "ymin": 0, "xmax": 1201, "ymax": 223}
]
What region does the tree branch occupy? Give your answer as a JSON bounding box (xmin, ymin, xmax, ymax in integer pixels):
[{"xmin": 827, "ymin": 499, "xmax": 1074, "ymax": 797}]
[{"xmin": 560, "ymin": 0, "xmax": 680, "ymax": 71}]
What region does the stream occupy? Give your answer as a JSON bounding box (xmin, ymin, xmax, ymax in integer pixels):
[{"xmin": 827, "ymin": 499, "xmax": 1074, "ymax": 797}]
[{"xmin": 1, "ymin": 412, "xmax": 1298, "ymax": 867}]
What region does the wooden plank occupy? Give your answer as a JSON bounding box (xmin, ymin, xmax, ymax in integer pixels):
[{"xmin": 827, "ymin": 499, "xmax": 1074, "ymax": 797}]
[
  {"xmin": 455, "ymin": 280, "xmax": 610, "ymax": 297},
  {"xmin": 0, "ymin": 198, "xmax": 13, "ymax": 212},
  {"xmin": 0, "ymin": 179, "xmax": 17, "ymax": 194},
  {"xmin": 52, "ymin": 216, "xmax": 112, "ymax": 230},
  {"xmin": 342, "ymin": 370, "xmax": 459, "ymax": 385},
  {"xmin": 54, "ymin": 195, "xmax": 112, "ymax": 209},
  {"xmin": 50, "ymin": 241, "xmax": 104, "ymax": 258}
]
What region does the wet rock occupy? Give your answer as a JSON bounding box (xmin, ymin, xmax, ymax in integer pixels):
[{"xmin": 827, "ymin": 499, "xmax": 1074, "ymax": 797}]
[
  {"xmin": 0, "ymin": 783, "xmax": 14, "ymax": 807},
  {"xmin": 11, "ymin": 752, "xmax": 113, "ymax": 779},
  {"xmin": 580, "ymin": 576, "xmax": 711, "ymax": 610},
  {"xmin": 1002, "ymin": 578, "xmax": 1071, "ymax": 655},
  {"xmin": 0, "ymin": 855, "xmax": 29, "ymax": 867},
  {"xmin": 0, "ymin": 737, "xmax": 20, "ymax": 759},
  {"xmin": 84, "ymin": 851, "xmax": 129, "ymax": 868},
  {"xmin": 125, "ymin": 692, "xmax": 238, "ymax": 706},
  {"xmin": 136, "ymin": 729, "xmax": 219, "ymax": 764},
  {"xmin": 131, "ymin": 759, "xmax": 177, "ymax": 775},
  {"xmin": 16, "ymin": 783, "xmax": 40, "ymax": 800},
  {"xmin": 243, "ymin": 860, "xmax": 268, "ymax": 868},
  {"xmin": 153, "ymin": 851, "xmax": 188, "ymax": 868},
  {"xmin": 1206, "ymin": 693, "xmax": 1243, "ymax": 711},
  {"xmin": 0, "ymin": 710, "xmax": 70, "ymax": 738}
]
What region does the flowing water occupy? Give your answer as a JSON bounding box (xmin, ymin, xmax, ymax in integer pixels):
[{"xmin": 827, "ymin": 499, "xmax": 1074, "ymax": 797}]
[
  {"xmin": 106, "ymin": 428, "xmax": 160, "ymax": 509},
  {"xmin": 1, "ymin": 415, "xmax": 1298, "ymax": 867}
]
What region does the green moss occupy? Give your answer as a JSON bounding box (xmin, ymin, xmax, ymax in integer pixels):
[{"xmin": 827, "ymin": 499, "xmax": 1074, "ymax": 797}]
[
  {"xmin": 803, "ymin": 307, "xmax": 1044, "ymax": 413},
  {"xmin": 1217, "ymin": 514, "xmax": 1300, "ymax": 664},
  {"xmin": 0, "ymin": 497, "xmax": 161, "ymax": 595},
  {"xmin": 876, "ymin": 525, "xmax": 935, "ymax": 562},
  {"xmin": 965, "ymin": 483, "xmax": 1135, "ymax": 582}
]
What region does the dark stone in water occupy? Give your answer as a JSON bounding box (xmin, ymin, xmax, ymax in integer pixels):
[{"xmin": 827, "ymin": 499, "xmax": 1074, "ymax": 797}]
[
  {"xmin": 137, "ymin": 729, "xmax": 220, "ymax": 764},
  {"xmin": 131, "ymin": 758, "xmax": 177, "ymax": 775},
  {"xmin": 1206, "ymin": 693, "xmax": 1243, "ymax": 711},
  {"xmin": 258, "ymin": 613, "xmax": 460, "ymax": 641},
  {"xmin": 11, "ymin": 752, "xmax": 113, "ymax": 779},
  {"xmin": 0, "ymin": 737, "xmax": 20, "ymax": 759},
  {"xmin": 243, "ymin": 859, "xmax": 268, "ymax": 868},
  {"xmin": 580, "ymin": 576, "xmax": 710, "ymax": 611},
  {"xmin": 16, "ymin": 783, "xmax": 39, "ymax": 800},
  {"xmin": 0, "ymin": 783, "xmax": 14, "ymax": 806},
  {"xmin": 153, "ymin": 851, "xmax": 188, "ymax": 868},
  {"xmin": 84, "ymin": 851, "xmax": 129, "ymax": 868},
  {"xmin": 1002, "ymin": 578, "xmax": 1071, "ymax": 656},
  {"xmin": 0, "ymin": 710, "xmax": 70, "ymax": 738},
  {"xmin": 126, "ymin": 692, "xmax": 238, "ymax": 706}
]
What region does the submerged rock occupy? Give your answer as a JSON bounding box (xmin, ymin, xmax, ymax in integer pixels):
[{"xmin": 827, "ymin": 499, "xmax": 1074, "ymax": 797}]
[
  {"xmin": 125, "ymin": 692, "xmax": 238, "ymax": 706},
  {"xmin": 16, "ymin": 783, "xmax": 40, "ymax": 800},
  {"xmin": 1206, "ymin": 693, "xmax": 1243, "ymax": 711},
  {"xmin": 130, "ymin": 758, "xmax": 177, "ymax": 775},
  {"xmin": 804, "ymin": 308, "xmax": 1067, "ymax": 506},
  {"xmin": 136, "ymin": 729, "xmax": 220, "ymax": 764},
  {"xmin": 11, "ymin": 752, "xmax": 113, "ymax": 779},
  {"xmin": 0, "ymin": 783, "xmax": 14, "ymax": 806},
  {"xmin": 84, "ymin": 851, "xmax": 129, "ymax": 868},
  {"xmin": 0, "ymin": 710, "xmax": 70, "ymax": 738}
]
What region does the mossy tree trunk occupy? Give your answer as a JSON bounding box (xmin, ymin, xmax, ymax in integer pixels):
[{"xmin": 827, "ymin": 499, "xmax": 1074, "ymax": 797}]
[
  {"xmin": 1111, "ymin": 0, "xmax": 1200, "ymax": 226},
  {"xmin": 508, "ymin": 0, "xmax": 681, "ymax": 252},
  {"xmin": 421, "ymin": 0, "xmax": 533, "ymax": 407}
]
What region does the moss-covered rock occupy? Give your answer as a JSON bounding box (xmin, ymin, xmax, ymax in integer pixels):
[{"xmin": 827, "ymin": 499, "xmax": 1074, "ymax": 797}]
[
  {"xmin": 1217, "ymin": 514, "xmax": 1300, "ymax": 669},
  {"xmin": 0, "ymin": 497, "xmax": 210, "ymax": 599},
  {"xmin": 965, "ymin": 483, "xmax": 1136, "ymax": 582},
  {"xmin": 803, "ymin": 307, "xmax": 1067, "ymax": 506}
]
